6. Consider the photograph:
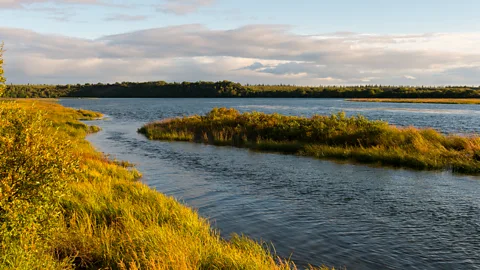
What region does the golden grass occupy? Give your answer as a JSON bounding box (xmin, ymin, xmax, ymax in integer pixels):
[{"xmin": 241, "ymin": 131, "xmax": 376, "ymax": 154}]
[
  {"xmin": 139, "ymin": 107, "xmax": 480, "ymax": 174},
  {"xmin": 0, "ymin": 100, "xmax": 330, "ymax": 270},
  {"xmin": 347, "ymin": 98, "xmax": 480, "ymax": 104}
]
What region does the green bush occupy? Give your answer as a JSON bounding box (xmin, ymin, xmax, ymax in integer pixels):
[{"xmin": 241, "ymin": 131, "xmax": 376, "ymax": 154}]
[{"xmin": 0, "ymin": 102, "xmax": 77, "ymax": 268}]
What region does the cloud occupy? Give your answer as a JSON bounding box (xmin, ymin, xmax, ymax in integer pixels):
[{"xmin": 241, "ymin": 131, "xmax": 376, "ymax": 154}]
[
  {"xmin": 0, "ymin": 0, "xmax": 112, "ymax": 9},
  {"xmin": 1, "ymin": 25, "xmax": 480, "ymax": 85},
  {"xmin": 238, "ymin": 62, "xmax": 265, "ymax": 71},
  {"xmin": 156, "ymin": 0, "xmax": 215, "ymax": 15},
  {"xmin": 105, "ymin": 14, "xmax": 148, "ymax": 21},
  {"xmin": 27, "ymin": 6, "xmax": 79, "ymax": 21}
]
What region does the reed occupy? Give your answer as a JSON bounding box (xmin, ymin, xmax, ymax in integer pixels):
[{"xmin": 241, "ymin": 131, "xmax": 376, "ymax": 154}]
[{"xmin": 139, "ymin": 107, "xmax": 480, "ymax": 174}]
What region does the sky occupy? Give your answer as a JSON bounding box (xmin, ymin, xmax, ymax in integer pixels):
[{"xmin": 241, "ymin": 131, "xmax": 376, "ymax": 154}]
[{"xmin": 1, "ymin": 0, "xmax": 479, "ymax": 85}]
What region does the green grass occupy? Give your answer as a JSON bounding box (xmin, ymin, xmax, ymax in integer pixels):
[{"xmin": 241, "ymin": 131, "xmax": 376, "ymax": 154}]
[
  {"xmin": 348, "ymin": 98, "xmax": 480, "ymax": 104},
  {"xmin": 139, "ymin": 107, "xmax": 480, "ymax": 174},
  {"xmin": 0, "ymin": 100, "xmax": 329, "ymax": 270}
]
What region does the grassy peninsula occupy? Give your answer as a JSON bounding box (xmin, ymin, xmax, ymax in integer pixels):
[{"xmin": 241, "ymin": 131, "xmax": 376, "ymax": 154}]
[
  {"xmin": 0, "ymin": 100, "xmax": 326, "ymax": 269},
  {"xmin": 139, "ymin": 108, "xmax": 480, "ymax": 174},
  {"xmin": 349, "ymin": 98, "xmax": 480, "ymax": 104}
]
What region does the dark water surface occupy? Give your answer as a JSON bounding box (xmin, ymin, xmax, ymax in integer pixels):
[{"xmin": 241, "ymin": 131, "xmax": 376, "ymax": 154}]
[{"xmin": 60, "ymin": 98, "xmax": 480, "ymax": 270}]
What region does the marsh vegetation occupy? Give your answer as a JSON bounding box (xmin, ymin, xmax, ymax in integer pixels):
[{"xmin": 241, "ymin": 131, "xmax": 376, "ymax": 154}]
[{"xmin": 139, "ymin": 108, "xmax": 480, "ymax": 174}]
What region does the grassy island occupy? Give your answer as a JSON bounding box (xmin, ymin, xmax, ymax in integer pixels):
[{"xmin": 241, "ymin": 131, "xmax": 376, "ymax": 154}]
[
  {"xmin": 348, "ymin": 98, "xmax": 480, "ymax": 104},
  {"xmin": 0, "ymin": 100, "xmax": 325, "ymax": 269},
  {"xmin": 139, "ymin": 108, "xmax": 480, "ymax": 174}
]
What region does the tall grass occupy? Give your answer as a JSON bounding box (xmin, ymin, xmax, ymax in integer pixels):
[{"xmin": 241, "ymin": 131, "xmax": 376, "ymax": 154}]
[
  {"xmin": 139, "ymin": 107, "xmax": 480, "ymax": 174},
  {"xmin": 0, "ymin": 101, "xmax": 328, "ymax": 269}
]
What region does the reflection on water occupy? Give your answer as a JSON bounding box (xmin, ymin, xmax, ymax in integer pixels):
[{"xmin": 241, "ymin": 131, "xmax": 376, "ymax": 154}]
[
  {"xmin": 239, "ymin": 104, "xmax": 480, "ymax": 116},
  {"xmin": 60, "ymin": 98, "xmax": 480, "ymax": 269},
  {"xmin": 339, "ymin": 106, "xmax": 480, "ymax": 115}
]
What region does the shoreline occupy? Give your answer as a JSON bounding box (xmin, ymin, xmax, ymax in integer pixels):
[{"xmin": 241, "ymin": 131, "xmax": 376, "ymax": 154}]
[
  {"xmin": 347, "ymin": 98, "xmax": 480, "ymax": 104},
  {"xmin": 0, "ymin": 100, "xmax": 327, "ymax": 269}
]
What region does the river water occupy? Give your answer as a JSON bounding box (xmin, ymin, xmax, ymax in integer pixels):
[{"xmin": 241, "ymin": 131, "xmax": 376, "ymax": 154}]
[{"xmin": 60, "ymin": 98, "xmax": 480, "ymax": 270}]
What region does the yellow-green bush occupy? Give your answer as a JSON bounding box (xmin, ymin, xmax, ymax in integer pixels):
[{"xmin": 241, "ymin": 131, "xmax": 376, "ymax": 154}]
[
  {"xmin": 0, "ymin": 103, "xmax": 74, "ymax": 237},
  {"xmin": 0, "ymin": 101, "xmax": 80, "ymax": 269}
]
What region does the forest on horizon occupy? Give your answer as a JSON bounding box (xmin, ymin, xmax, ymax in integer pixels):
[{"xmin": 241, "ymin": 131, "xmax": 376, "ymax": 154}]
[{"xmin": 4, "ymin": 80, "xmax": 480, "ymax": 98}]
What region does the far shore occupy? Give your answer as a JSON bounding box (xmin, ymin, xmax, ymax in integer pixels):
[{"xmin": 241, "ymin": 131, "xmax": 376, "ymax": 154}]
[{"xmin": 347, "ymin": 98, "xmax": 480, "ymax": 104}]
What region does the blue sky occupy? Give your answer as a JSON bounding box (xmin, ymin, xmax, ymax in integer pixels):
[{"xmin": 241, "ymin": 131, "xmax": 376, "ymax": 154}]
[{"xmin": 1, "ymin": 0, "xmax": 479, "ymax": 85}]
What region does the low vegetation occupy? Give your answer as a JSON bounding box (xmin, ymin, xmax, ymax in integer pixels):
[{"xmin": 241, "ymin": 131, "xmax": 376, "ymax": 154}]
[
  {"xmin": 3, "ymin": 80, "xmax": 480, "ymax": 98},
  {"xmin": 139, "ymin": 108, "xmax": 480, "ymax": 174},
  {"xmin": 349, "ymin": 98, "xmax": 480, "ymax": 104},
  {"xmin": 0, "ymin": 100, "xmax": 327, "ymax": 269}
]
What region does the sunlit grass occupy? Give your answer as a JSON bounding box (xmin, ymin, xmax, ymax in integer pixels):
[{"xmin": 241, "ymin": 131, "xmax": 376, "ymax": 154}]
[
  {"xmin": 348, "ymin": 98, "xmax": 480, "ymax": 104},
  {"xmin": 0, "ymin": 100, "xmax": 330, "ymax": 269},
  {"xmin": 139, "ymin": 107, "xmax": 480, "ymax": 174}
]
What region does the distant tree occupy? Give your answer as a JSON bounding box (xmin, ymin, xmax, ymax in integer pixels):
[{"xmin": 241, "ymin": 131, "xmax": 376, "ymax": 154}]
[{"xmin": 0, "ymin": 42, "xmax": 5, "ymax": 97}]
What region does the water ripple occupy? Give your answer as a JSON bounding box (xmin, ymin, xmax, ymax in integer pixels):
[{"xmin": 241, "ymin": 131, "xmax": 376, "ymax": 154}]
[{"xmin": 61, "ymin": 98, "xmax": 480, "ymax": 270}]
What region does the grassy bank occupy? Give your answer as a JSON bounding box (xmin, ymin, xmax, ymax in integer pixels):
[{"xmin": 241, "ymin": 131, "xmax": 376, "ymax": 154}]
[
  {"xmin": 348, "ymin": 98, "xmax": 480, "ymax": 104},
  {"xmin": 0, "ymin": 100, "xmax": 326, "ymax": 269},
  {"xmin": 139, "ymin": 108, "xmax": 480, "ymax": 174}
]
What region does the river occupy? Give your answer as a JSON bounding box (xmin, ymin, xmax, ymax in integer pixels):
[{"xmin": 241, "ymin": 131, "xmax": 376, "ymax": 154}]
[{"xmin": 60, "ymin": 98, "xmax": 480, "ymax": 270}]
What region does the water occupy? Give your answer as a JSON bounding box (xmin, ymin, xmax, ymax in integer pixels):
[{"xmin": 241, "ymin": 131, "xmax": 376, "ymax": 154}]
[{"xmin": 60, "ymin": 98, "xmax": 480, "ymax": 270}]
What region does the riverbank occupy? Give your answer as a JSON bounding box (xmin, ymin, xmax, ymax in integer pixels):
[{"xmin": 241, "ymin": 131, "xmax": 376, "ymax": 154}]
[
  {"xmin": 0, "ymin": 100, "xmax": 325, "ymax": 269},
  {"xmin": 139, "ymin": 108, "xmax": 480, "ymax": 174},
  {"xmin": 348, "ymin": 98, "xmax": 480, "ymax": 104}
]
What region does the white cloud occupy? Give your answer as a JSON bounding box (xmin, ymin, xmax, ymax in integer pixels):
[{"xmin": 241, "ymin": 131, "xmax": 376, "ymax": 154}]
[
  {"xmin": 105, "ymin": 14, "xmax": 148, "ymax": 21},
  {"xmin": 1, "ymin": 25, "xmax": 480, "ymax": 85},
  {"xmin": 156, "ymin": 0, "xmax": 215, "ymax": 15},
  {"xmin": 0, "ymin": 0, "xmax": 104, "ymax": 8}
]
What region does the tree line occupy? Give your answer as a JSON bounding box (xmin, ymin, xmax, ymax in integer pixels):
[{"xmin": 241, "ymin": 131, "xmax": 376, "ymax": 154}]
[{"xmin": 4, "ymin": 80, "xmax": 480, "ymax": 98}]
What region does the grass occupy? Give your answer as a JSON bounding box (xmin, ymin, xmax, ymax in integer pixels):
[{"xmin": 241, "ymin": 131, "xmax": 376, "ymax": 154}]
[
  {"xmin": 347, "ymin": 98, "xmax": 480, "ymax": 104},
  {"xmin": 139, "ymin": 107, "xmax": 480, "ymax": 174},
  {"xmin": 0, "ymin": 100, "xmax": 329, "ymax": 269}
]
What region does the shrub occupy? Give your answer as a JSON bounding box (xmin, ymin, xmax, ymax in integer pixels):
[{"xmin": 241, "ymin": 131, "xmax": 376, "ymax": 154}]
[{"xmin": 0, "ymin": 102, "xmax": 77, "ymax": 268}]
